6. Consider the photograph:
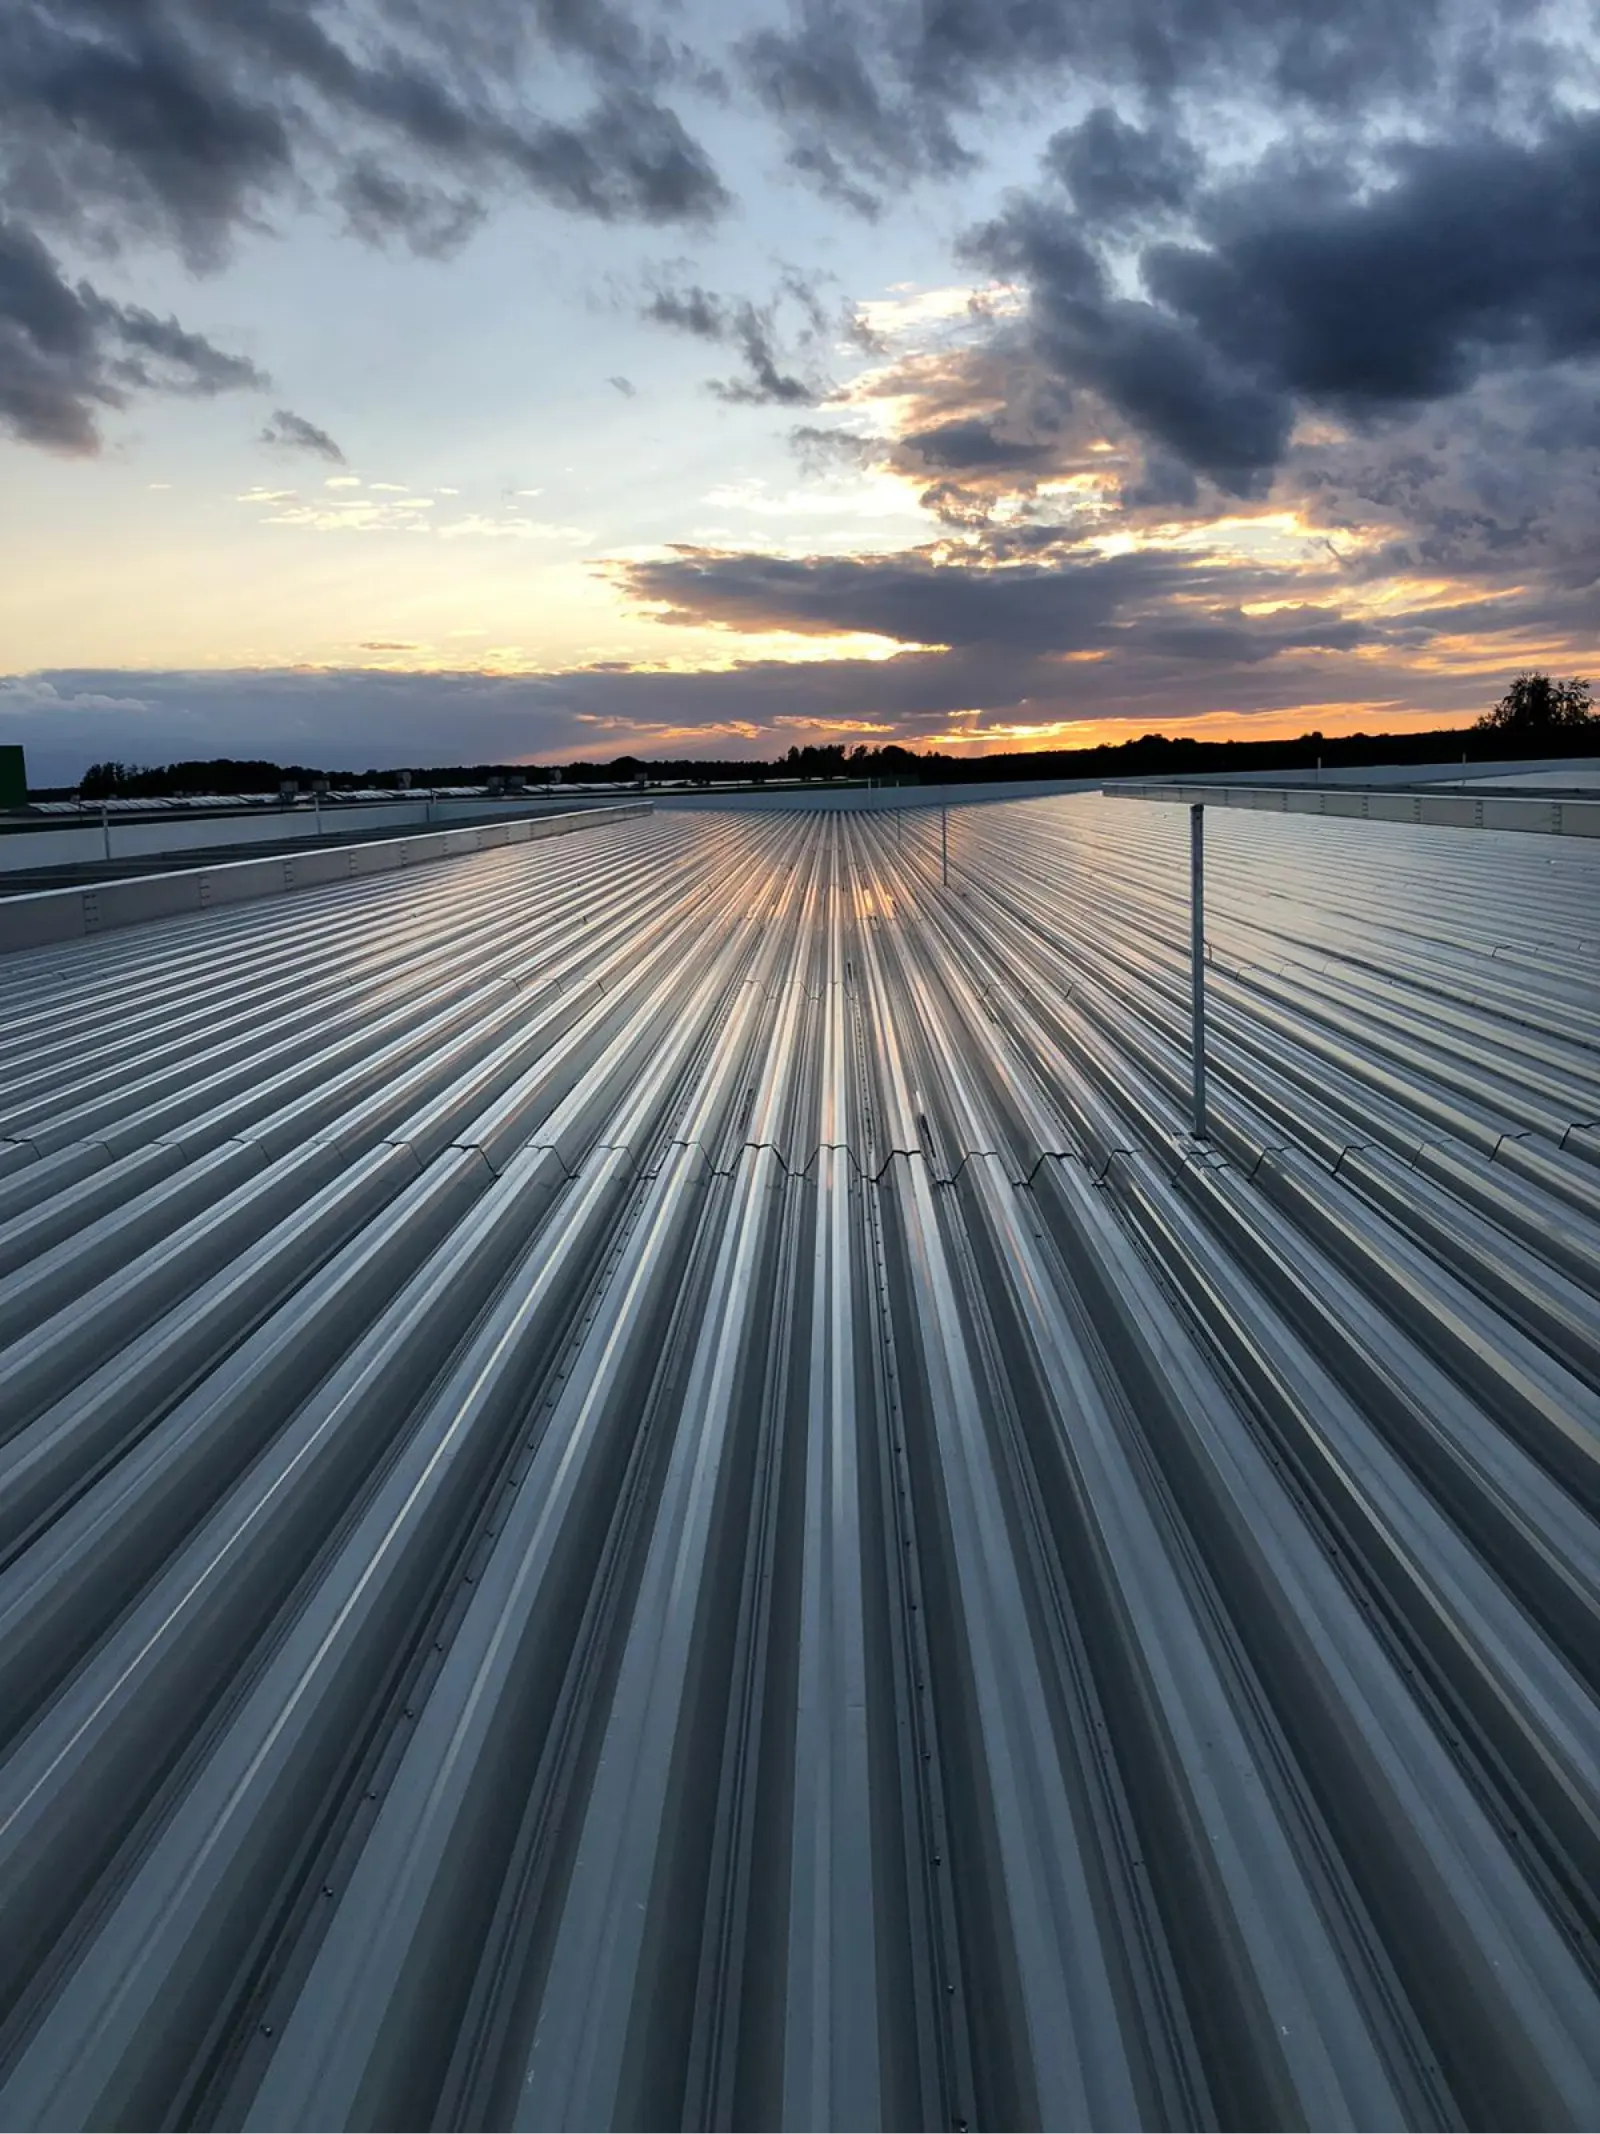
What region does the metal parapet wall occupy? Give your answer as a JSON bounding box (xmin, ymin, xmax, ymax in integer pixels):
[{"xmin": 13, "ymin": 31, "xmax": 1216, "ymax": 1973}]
[
  {"xmin": 0, "ymin": 796, "xmax": 1596, "ymax": 2130},
  {"xmin": 1105, "ymin": 776, "xmax": 1600, "ymax": 836},
  {"xmin": 0, "ymin": 802, "xmax": 652, "ymax": 951}
]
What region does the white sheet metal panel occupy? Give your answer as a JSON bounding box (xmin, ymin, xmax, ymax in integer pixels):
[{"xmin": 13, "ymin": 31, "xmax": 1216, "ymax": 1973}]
[
  {"xmin": 1104, "ymin": 778, "xmax": 1600, "ymax": 837},
  {"xmin": 0, "ymin": 804, "xmax": 651, "ymax": 950},
  {"xmin": 0, "ymin": 796, "xmax": 1596, "ymax": 2131}
]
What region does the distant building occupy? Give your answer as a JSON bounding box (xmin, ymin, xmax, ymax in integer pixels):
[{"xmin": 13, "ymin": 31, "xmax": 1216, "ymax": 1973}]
[{"xmin": 0, "ymin": 745, "xmax": 26, "ymax": 810}]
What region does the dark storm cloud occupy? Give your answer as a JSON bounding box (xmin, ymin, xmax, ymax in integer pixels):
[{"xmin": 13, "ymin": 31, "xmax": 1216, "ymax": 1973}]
[
  {"xmin": 0, "ymin": 0, "xmax": 728, "ymax": 274},
  {"xmin": 900, "ymin": 417, "xmax": 1055, "ymax": 472},
  {"xmin": 1141, "ymin": 605, "xmax": 1370, "ymax": 662},
  {"xmin": 740, "ymin": 8, "xmax": 972, "ymax": 211},
  {"xmin": 508, "ymin": 94, "xmax": 730, "ymax": 225},
  {"xmin": 0, "ymin": 215, "xmax": 265, "ymax": 451},
  {"xmin": 966, "ymin": 109, "xmax": 1600, "ymax": 496},
  {"xmin": 969, "ymin": 198, "xmax": 1291, "ymax": 495},
  {"xmin": 0, "ymin": 0, "xmax": 729, "ymax": 453},
  {"xmin": 260, "ymin": 407, "xmax": 344, "ymax": 461},
  {"xmin": 742, "ymin": 0, "xmax": 1532, "ymax": 209},
  {"xmin": 615, "ymin": 539, "xmax": 1297, "ymax": 651},
  {"xmin": 1152, "ymin": 116, "xmax": 1600, "ymax": 407},
  {"xmin": 0, "ymin": 4, "xmax": 292, "ymax": 264},
  {"xmin": 525, "ymin": 0, "xmax": 704, "ymax": 90},
  {"xmin": 1044, "ymin": 108, "xmax": 1201, "ymax": 228}
]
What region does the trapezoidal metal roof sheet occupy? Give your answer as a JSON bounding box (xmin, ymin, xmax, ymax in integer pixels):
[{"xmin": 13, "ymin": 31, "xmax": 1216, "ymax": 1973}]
[{"xmin": 0, "ymin": 794, "xmax": 1596, "ymax": 2130}]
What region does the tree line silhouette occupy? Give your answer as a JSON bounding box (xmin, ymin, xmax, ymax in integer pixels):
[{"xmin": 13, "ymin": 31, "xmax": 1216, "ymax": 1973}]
[{"xmin": 69, "ymin": 673, "xmax": 1596, "ymax": 800}]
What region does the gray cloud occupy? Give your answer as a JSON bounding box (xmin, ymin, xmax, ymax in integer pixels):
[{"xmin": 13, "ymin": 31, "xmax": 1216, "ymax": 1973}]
[
  {"xmin": 1286, "ymin": 367, "xmax": 1600, "ymax": 589},
  {"xmin": 614, "ymin": 538, "xmax": 1316, "ymax": 652},
  {"xmin": 0, "ymin": 214, "xmax": 265, "ymax": 452},
  {"xmin": 900, "ymin": 417, "xmax": 1055, "ymax": 472},
  {"xmin": 643, "ymin": 283, "xmax": 727, "ymax": 340},
  {"xmin": 964, "ymin": 109, "xmax": 1600, "ymax": 496},
  {"xmin": 260, "ymin": 407, "xmax": 345, "ymax": 462},
  {"xmin": 0, "ymin": 4, "xmax": 292, "ymax": 266},
  {"xmin": 1151, "ymin": 116, "xmax": 1600, "ymax": 408},
  {"xmin": 968, "ymin": 199, "xmax": 1290, "ymax": 495},
  {"xmin": 0, "ymin": 1, "xmax": 728, "ymax": 278},
  {"xmin": 1044, "ymin": 107, "xmax": 1201, "ymax": 229},
  {"xmin": 3, "ymin": 618, "xmax": 1505, "ymax": 787},
  {"xmin": 789, "ymin": 423, "xmax": 876, "ymax": 473},
  {"xmin": 744, "ymin": 0, "xmax": 1563, "ymax": 210},
  {"xmin": 641, "ymin": 277, "xmax": 821, "ymax": 406},
  {"xmin": 0, "ymin": 0, "xmax": 731, "ymax": 455},
  {"xmin": 740, "ymin": 8, "xmax": 972, "ymax": 213},
  {"xmin": 334, "ymin": 161, "xmax": 487, "ymax": 258}
]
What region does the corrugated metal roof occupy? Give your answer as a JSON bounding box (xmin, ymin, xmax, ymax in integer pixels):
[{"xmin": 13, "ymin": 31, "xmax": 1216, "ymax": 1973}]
[{"xmin": 0, "ymin": 795, "xmax": 1596, "ymax": 2131}]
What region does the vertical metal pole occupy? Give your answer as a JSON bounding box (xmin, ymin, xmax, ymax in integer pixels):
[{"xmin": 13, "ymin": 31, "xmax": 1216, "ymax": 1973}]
[
  {"xmin": 941, "ymin": 806, "xmax": 948, "ymax": 885},
  {"xmin": 1190, "ymin": 803, "xmax": 1207, "ymax": 1139},
  {"xmin": 101, "ymin": 802, "xmax": 111, "ymax": 862},
  {"xmin": 314, "ymin": 787, "xmax": 322, "ymax": 838}
]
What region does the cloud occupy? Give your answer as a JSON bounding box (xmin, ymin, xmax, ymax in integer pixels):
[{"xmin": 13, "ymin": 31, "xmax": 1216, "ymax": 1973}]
[
  {"xmin": 1, "ymin": 618, "xmax": 1526, "ymax": 788},
  {"xmin": 0, "ymin": 1, "xmax": 734, "ymax": 458},
  {"xmin": 742, "ymin": 0, "xmax": 1568, "ymax": 210},
  {"xmin": 261, "ymin": 407, "xmax": 345, "ymax": 462},
  {"xmin": 967, "ymin": 201, "xmax": 1290, "ymax": 495},
  {"xmin": 437, "ymin": 514, "xmax": 594, "ymax": 541},
  {"xmin": 899, "ymin": 417, "xmax": 1055, "ymax": 472},
  {"xmin": 1043, "ymin": 107, "xmax": 1201, "ymax": 229},
  {"xmin": 739, "ymin": 10, "xmax": 973, "ymax": 212},
  {"xmin": 0, "ymin": 5, "xmax": 293, "ymax": 267},
  {"xmin": 507, "ymin": 92, "xmax": 730, "ymax": 226},
  {"xmin": 0, "ymin": 214, "xmax": 265, "ymax": 452},
  {"xmin": 643, "ymin": 283, "xmax": 726, "ymax": 340},
  {"xmin": 789, "ymin": 423, "xmax": 877, "ymax": 474},
  {"xmin": 641, "ymin": 278, "xmax": 820, "ymax": 405},
  {"xmin": 1283, "ymin": 367, "xmax": 1600, "ymax": 588},
  {"xmin": 1150, "ymin": 116, "xmax": 1600, "ymax": 410},
  {"xmin": 0, "ymin": 2, "xmax": 729, "ymax": 292},
  {"xmin": 961, "ymin": 109, "xmax": 1600, "ymax": 497},
  {"xmin": 613, "ymin": 537, "xmax": 1305, "ymax": 653},
  {"xmin": 334, "ymin": 161, "xmax": 487, "ymax": 258}
]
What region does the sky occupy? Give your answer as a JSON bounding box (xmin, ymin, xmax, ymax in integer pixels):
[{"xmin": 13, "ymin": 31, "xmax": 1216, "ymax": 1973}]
[{"xmin": 1, "ymin": 0, "xmax": 1598, "ymax": 783}]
